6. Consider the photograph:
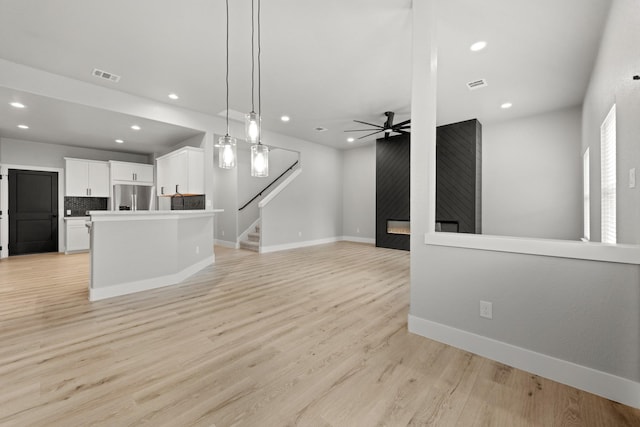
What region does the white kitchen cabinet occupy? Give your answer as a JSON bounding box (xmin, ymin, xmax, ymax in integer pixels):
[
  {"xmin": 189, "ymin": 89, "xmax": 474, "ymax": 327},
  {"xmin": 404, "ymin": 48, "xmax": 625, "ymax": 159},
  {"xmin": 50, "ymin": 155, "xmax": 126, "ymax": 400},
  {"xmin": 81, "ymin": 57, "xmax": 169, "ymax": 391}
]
[
  {"xmin": 110, "ymin": 161, "xmax": 154, "ymax": 184},
  {"xmin": 65, "ymin": 218, "xmax": 90, "ymax": 253},
  {"xmin": 65, "ymin": 158, "xmax": 110, "ymax": 197},
  {"xmin": 156, "ymin": 147, "xmax": 204, "ymax": 196}
]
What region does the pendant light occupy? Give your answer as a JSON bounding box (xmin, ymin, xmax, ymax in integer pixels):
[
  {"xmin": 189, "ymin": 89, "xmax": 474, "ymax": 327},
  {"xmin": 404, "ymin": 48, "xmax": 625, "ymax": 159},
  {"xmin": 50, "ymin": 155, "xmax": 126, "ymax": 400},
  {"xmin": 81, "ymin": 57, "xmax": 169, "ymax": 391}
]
[
  {"xmin": 250, "ymin": 0, "xmax": 269, "ymax": 177},
  {"xmin": 217, "ymin": 0, "xmax": 236, "ymax": 169},
  {"xmin": 245, "ymin": 0, "xmax": 260, "ymax": 144}
]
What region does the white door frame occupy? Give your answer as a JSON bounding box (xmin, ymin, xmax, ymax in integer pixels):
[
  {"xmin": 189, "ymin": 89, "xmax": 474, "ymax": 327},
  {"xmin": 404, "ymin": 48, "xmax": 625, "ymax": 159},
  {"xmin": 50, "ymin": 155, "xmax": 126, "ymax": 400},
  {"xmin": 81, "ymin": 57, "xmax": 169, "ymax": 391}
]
[{"xmin": 0, "ymin": 164, "xmax": 65, "ymax": 259}]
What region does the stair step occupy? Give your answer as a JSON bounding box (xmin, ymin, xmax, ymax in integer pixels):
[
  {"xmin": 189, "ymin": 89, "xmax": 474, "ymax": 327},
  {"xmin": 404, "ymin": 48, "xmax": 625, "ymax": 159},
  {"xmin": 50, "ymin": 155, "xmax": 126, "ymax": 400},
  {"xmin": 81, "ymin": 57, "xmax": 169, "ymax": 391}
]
[
  {"xmin": 248, "ymin": 232, "xmax": 260, "ymax": 242},
  {"xmin": 240, "ymin": 240, "xmax": 259, "ymax": 252}
]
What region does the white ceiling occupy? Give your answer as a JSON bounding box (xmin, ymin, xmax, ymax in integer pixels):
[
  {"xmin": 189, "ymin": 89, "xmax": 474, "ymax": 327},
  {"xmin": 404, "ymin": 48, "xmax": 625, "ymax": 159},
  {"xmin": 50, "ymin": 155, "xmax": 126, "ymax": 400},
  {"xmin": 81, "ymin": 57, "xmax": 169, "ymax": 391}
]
[{"xmin": 0, "ymin": 0, "xmax": 612, "ymax": 153}]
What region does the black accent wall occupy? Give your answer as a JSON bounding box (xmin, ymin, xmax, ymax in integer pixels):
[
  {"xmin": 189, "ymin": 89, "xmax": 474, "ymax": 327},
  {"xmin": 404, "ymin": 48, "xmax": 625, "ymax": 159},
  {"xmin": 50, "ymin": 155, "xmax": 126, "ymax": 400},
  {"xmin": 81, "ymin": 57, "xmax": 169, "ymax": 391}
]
[
  {"xmin": 436, "ymin": 119, "xmax": 482, "ymax": 234},
  {"xmin": 376, "ymin": 134, "xmax": 410, "ymax": 251}
]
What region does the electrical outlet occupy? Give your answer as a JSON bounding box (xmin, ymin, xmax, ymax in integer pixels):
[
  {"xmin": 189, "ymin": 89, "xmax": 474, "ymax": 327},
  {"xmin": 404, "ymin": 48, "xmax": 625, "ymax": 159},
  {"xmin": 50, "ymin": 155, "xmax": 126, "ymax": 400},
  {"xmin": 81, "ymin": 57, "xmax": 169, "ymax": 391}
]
[
  {"xmin": 298, "ymin": 231, "xmax": 302, "ymax": 237},
  {"xmin": 480, "ymin": 300, "xmax": 493, "ymax": 319},
  {"xmin": 222, "ymin": 230, "xmax": 225, "ymax": 236},
  {"xmin": 630, "ymin": 168, "xmax": 636, "ymax": 189},
  {"xmin": 196, "ymin": 246, "xmax": 200, "ymax": 254},
  {"xmin": 356, "ymin": 227, "xmax": 360, "ymax": 233}
]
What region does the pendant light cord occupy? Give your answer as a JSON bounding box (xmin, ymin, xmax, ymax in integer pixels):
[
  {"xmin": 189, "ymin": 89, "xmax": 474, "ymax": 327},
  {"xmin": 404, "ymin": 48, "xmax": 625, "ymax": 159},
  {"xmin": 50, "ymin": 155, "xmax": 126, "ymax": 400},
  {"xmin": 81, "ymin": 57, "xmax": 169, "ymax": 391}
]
[
  {"xmin": 251, "ymin": 0, "xmax": 255, "ymax": 113},
  {"xmin": 225, "ymin": 0, "xmax": 230, "ymax": 136},
  {"xmin": 257, "ymin": 0, "xmax": 262, "ymax": 143}
]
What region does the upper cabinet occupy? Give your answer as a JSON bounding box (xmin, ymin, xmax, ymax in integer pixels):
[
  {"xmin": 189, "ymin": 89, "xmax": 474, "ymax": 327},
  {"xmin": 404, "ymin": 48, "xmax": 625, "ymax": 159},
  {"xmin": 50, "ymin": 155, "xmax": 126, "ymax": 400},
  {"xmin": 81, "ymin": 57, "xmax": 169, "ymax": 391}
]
[
  {"xmin": 65, "ymin": 158, "xmax": 110, "ymax": 197},
  {"xmin": 156, "ymin": 146, "xmax": 204, "ymax": 196},
  {"xmin": 110, "ymin": 161, "xmax": 154, "ymax": 185}
]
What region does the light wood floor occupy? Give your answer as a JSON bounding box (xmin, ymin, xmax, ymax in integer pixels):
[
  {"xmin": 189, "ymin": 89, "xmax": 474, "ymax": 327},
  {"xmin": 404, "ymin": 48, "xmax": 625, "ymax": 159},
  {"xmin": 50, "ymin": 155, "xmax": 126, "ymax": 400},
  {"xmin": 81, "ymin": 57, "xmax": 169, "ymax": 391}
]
[{"xmin": 1, "ymin": 242, "xmax": 639, "ymax": 426}]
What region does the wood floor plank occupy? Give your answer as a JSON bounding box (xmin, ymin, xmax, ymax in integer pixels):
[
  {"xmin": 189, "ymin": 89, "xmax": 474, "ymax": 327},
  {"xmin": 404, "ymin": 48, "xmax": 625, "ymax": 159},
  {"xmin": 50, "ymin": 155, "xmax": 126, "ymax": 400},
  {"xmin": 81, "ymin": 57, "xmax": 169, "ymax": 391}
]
[{"xmin": 0, "ymin": 243, "xmax": 639, "ymax": 426}]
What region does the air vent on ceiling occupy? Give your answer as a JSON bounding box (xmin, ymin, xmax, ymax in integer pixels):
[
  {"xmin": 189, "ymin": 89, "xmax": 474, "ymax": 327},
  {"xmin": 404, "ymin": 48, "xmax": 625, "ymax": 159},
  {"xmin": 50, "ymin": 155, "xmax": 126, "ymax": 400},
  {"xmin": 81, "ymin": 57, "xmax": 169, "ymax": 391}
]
[
  {"xmin": 92, "ymin": 68, "xmax": 121, "ymax": 83},
  {"xmin": 467, "ymin": 78, "xmax": 488, "ymax": 90},
  {"xmin": 314, "ymin": 126, "xmax": 328, "ymax": 132}
]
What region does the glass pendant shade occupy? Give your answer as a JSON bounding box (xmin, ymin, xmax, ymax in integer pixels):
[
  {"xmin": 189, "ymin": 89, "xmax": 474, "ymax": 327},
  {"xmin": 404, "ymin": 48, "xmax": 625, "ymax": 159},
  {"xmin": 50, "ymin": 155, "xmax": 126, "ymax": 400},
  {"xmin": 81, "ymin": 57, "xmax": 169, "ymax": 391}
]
[
  {"xmin": 251, "ymin": 144, "xmax": 269, "ymax": 177},
  {"xmin": 245, "ymin": 111, "xmax": 260, "ymax": 143},
  {"xmin": 217, "ymin": 135, "xmax": 237, "ymax": 169}
]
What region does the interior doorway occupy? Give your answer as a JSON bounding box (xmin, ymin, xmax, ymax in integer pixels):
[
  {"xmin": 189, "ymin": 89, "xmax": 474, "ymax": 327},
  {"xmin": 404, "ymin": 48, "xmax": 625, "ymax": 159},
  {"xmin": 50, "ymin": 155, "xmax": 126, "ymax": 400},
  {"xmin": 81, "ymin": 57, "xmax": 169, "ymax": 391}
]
[{"xmin": 8, "ymin": 169, "xmax": 59, "ymax": 255}]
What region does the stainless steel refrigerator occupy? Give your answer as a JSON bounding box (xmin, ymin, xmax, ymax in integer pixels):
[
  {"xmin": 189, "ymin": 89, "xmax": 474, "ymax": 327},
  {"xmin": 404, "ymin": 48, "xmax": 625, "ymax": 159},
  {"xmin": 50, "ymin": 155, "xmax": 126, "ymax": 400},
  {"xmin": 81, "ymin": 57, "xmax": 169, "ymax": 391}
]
[{"xmin": 112, "ymin": 184, "xmax": 155, "ymax": 211}]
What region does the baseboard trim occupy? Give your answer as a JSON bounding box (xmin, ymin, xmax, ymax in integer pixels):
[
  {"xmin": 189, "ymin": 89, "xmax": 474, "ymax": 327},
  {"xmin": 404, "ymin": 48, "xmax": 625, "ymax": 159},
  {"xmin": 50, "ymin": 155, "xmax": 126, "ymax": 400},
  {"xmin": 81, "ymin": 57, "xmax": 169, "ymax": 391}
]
[
  {"xmin": 408, "ymin": 315, "xmax": 640, "ymax": 409},
  {"xmin": 340, "ymin": 236, "xmax": 375, "ymax": 244},
  {"xmin": 215, "ymin": 239, "xmax": 239, "ymax": 249},
  {"xmin": 260, "ymin": 237, "xmax": 341, "ymax": 254},
  {"xmin": 89, "ymin": 257, "xmax": 214, "ymax": 301}
]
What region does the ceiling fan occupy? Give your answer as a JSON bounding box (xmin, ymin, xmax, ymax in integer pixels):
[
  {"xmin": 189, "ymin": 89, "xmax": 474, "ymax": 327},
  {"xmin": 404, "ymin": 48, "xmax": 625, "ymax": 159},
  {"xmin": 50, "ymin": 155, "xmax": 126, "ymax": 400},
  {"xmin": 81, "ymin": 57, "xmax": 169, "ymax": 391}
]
[{"xmin": 345, "ymin": 111, "xmax": 411, "ymax": 140}]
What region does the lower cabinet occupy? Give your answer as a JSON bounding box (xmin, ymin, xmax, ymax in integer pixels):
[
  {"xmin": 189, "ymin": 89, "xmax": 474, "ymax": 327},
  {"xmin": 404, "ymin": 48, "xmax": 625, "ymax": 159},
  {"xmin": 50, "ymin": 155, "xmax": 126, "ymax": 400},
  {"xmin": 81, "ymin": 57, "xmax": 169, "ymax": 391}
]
[{"xmin": 65, "ymin": 218, "xmax": 90, "ymax": 253}]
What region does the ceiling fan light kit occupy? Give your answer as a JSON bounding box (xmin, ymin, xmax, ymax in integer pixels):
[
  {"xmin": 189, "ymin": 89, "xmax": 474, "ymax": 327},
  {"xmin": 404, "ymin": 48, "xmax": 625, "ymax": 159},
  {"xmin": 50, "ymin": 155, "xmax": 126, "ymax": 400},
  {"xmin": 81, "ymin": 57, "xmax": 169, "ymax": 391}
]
[{"xmin": 345, "ymin": 111, "xmax": 411, "ymax": 140}]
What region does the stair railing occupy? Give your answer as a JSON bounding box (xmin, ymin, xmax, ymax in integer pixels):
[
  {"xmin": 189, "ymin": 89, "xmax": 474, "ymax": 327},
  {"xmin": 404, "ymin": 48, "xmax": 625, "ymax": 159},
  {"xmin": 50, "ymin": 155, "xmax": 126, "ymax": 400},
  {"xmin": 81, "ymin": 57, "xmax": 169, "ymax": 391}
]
[{"xmin": 238, "ymin": 160, "xmax": 299, "ymax": 211}]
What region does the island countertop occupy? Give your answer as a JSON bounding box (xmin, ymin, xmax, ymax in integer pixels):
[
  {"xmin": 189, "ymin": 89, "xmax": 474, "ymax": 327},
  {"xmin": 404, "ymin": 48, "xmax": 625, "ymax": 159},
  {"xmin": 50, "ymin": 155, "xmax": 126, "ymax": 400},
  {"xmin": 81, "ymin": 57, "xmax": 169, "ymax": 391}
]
[{"xmin": 89, "ymin": 209, "xmax": 223, "ymax": 221}]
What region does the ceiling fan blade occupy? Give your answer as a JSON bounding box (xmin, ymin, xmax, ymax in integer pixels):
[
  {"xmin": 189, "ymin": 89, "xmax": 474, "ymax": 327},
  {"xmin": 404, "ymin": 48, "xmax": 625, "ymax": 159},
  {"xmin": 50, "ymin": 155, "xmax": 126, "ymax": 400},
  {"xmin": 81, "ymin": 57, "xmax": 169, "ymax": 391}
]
[
  {"xmin": 344, "ymin": 129, "xmax": 379, "ymax": 132},
  {"xmin": 357, "ymin": 129, "xmax": 385, "ymax": 140},
  {"xmin": 354, "ymin": 120, "xmax": 384, "ymax": 128},
  {"xmin": 393, "ymin": 119, "xmax": 411, "ymax": 127}
]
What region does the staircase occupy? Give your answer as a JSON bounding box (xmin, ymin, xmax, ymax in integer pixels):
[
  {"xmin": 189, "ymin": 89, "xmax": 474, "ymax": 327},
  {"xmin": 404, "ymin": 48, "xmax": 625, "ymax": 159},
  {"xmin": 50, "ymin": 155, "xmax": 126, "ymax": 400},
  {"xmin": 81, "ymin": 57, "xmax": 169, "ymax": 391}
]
[{"xmin": 239, "ymin": 225, "xmax": 261, "ymax": 252}]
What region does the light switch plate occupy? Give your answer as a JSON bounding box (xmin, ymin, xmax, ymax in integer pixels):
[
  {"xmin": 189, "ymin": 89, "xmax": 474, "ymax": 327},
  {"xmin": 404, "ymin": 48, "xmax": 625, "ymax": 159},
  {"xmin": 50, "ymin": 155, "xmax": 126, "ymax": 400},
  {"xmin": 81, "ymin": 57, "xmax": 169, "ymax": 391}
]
[{"xmin": 629, "ymin": 168, "xmax": 636, "ymax": 188}]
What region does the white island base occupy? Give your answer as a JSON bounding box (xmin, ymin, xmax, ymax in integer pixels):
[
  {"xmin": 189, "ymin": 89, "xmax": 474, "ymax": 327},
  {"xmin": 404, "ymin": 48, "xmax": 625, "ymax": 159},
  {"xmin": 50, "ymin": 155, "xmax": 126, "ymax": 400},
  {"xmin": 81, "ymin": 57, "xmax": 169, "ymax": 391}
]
[{"xmin": 88, "ymin": 210, "xmax": 221, "ymax": 301}]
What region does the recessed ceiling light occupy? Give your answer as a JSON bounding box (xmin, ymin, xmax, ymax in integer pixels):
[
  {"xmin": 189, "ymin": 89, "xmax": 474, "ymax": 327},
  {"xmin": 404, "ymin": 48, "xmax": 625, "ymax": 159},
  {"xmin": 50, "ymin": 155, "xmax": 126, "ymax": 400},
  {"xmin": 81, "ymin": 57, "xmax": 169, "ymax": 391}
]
[
  {"xmin": 10, "ymin": 102, "xmax": 26, "ymax": 109},
  {"xmin": 17, "ymin": 124, "xmax": 29, "ymax": 129},
  {"xmin": 115, "ymin": 139, "xmax": 124, "ymax": 144},
  {"xmin": 131, "ymin": 125, "xmax": 141, "ymax": 131},
  {"xmin": 470, "ymin": 41, "xmax": 487, "ymax": 52},
  {"xmin": 280, "ymin": 115, "xmax": 290, "ymax": 122},
  {"xmin": 347, "ymin": 137, "xmax": 355, "ymax": 143},
  {"xmin": 168, "ymin": 93, "xmax": 179, "ymax": 100},
  {"xmin": 501, "ymin": 102, "xmax": 513, "ymax": 109},
  {"xmin": 314, "ymin": 126, "xmax": 328, "ymax": 132}
]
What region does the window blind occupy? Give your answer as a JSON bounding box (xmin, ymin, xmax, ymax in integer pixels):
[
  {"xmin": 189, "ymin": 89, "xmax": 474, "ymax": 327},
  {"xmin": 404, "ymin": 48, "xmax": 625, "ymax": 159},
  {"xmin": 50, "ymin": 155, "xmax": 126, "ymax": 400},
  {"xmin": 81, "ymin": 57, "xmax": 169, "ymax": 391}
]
[
  {"xmin": 600, "ymin": 104, "xmax": 616, "ymax": 244},
  {"xmin": 583, "ymin": 148, "xmax": 590, "ymax": 241}
]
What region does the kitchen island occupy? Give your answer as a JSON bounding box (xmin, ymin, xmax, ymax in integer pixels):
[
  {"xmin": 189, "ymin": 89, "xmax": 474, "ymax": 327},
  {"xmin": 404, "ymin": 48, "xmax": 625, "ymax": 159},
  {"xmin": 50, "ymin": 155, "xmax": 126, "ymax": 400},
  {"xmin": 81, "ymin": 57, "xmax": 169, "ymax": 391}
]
[{"xmin": 88, "ymin": 210, "xmax": 222, "ymax": 301}]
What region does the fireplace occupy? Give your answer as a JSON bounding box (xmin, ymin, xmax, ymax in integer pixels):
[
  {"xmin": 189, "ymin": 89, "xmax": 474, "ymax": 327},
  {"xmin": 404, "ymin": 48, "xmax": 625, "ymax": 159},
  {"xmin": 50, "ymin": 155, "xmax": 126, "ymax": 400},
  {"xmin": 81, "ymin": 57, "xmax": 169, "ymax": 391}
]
[{"xmin": 387, "ymin": 220, "xmax": 410, "ymax": 235}]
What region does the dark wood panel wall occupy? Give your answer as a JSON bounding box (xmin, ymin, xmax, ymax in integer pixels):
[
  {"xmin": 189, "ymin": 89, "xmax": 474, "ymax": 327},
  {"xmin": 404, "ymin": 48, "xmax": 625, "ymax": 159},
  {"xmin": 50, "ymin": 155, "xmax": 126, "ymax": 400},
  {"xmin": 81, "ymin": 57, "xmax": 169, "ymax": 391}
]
[
  {"xmin": 375, "ymin": 120, "xmax": 481, "ymax": 251},
  {"xmin": 436, "ymin": 119, "xmax": 482, "ymax": 234},
  {"xmin": 376, "ymin": 134, "xmax": 410, "ymax": 251}
]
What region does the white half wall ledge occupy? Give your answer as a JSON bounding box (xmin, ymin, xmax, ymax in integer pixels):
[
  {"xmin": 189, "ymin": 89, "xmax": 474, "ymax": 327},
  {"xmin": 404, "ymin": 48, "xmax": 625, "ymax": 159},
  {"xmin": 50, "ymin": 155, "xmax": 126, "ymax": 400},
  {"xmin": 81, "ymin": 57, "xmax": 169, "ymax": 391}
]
[
  {"xmin": 424, "ymin": 232, "xmax": 640, "ymax": 265},
  {"xmin": 408, "ymin": 315, "xmax": 640, "ymax": 410},
  {"xmin": 89, "ymin": 257, "xmax": 213, "ymax": 301}
]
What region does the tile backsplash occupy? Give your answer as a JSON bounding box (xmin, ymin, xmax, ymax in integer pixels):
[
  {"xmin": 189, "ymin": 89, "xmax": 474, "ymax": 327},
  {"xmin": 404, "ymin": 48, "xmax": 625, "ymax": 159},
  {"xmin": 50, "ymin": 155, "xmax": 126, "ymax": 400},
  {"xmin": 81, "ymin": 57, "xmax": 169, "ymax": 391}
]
[
  {"xmin": 170, "ymin": 195, "xmax": 205, "ymax": 210},
  {"xmin": 64, "ymin": 197, "xmax": 108, "ymax": 216}
]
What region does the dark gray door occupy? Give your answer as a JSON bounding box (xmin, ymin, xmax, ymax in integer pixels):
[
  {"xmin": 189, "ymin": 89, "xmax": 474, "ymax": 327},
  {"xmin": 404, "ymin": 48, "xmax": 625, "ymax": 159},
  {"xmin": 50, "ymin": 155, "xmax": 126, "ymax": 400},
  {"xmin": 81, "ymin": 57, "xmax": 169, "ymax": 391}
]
[{"xmin": 9, "ymin": 169, "xmax": 59, "ymax": 255}]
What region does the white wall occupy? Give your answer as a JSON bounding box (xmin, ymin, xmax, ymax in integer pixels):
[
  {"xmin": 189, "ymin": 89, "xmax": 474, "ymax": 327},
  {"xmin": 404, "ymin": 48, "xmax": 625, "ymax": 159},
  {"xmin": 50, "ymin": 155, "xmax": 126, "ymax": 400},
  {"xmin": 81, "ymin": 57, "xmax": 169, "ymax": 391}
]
[
  {"xmin": 260, "ymin": 134, "xmax": 343, "ymax": 251},
  {"xmin": 482, "ymin": 106, "xmax": 582, "ymax": 240},
  {"xmin": 409, "ymin": 0, "xmax": 640, "ymax": 409},
  {"xmin": 237, "ymin": 145, "xmax": 299, "ymax": 235},
  {"xmin": 0, "ymin": 137, "xmax": 149, "ymax": 167},
  {"xmin": 212, "ymin": 151, "xmax": 238, "ymax": 246},
  {"xmin": 582, "ymin": 0, "xmax": 640, "ymax": 244},
  {"xmin": 342, "ymin": 144, "xmax": 375, "ymax": 241}
]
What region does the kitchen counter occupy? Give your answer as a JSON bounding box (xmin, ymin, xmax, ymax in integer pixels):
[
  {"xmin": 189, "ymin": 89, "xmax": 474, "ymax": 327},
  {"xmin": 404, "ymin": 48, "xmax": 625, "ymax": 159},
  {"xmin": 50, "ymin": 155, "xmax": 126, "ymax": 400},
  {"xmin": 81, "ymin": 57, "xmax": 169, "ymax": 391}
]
[{"xmin": 88, "ymin": 209, "xmax": 222, "ymax": 301}]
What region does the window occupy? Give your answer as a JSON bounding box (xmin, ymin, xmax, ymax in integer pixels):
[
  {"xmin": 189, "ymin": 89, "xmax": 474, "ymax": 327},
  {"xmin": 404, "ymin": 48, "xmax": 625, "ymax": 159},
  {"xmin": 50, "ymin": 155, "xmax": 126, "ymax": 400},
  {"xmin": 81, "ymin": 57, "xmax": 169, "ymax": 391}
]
[
  {"xmin": 583, "ymin": 148, "xmax": 590, "ymax": 241},
  {"xmin": 600, "ymin": 104, "xmax": 616, "ymax": 244}
]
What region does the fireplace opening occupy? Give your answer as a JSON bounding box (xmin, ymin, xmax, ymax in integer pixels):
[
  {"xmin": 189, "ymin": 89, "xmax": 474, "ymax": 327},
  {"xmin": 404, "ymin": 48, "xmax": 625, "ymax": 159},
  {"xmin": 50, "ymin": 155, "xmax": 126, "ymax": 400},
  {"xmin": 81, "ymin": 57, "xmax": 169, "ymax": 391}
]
[{"xmin": 387, "ymin": 220, "xmax": 410, "ymax": 235}]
